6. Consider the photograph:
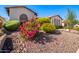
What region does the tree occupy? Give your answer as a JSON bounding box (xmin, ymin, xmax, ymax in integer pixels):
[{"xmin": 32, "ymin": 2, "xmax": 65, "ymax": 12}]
[{"xmin": 66, "ymin": 9, "xmax": 77, "ymax": 28}]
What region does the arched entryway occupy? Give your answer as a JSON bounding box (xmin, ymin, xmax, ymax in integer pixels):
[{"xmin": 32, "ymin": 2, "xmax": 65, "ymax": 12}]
[{"xmin": 19, "ymin": 14, "xmax": 28, "ymax": 23}]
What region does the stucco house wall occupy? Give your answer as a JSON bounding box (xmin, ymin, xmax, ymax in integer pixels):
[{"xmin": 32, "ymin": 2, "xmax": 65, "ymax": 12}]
[
  {"xmin": 6, "ymin": 6, "xmax": 37, "ymax": 21},
  {"xmin": 9, "ymin": 7, "xmax": 37, "ymax": 20},
  {"xmin": 50, "ymin": 15, "xmax": 62, "ymax": 26}
]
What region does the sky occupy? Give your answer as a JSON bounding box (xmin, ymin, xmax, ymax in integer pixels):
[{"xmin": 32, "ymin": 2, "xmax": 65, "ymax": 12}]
[{"xmin": 0, "ymin": 5, "xmax": 79, "ymax": 20}]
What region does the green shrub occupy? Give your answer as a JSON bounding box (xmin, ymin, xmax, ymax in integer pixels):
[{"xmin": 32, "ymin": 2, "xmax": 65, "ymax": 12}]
[
  {"xmin": 73, "ymin": 27, "xmax": 79, "ymax": 31},
  {"xmin": 55, "ymin": 25, "xmax": 62, "ymax": 29},
  {"xmin": 37, "ymin": 17, "xmax": 50, "ymax": 24},
  {"xmin": 64, "ymin": 26, "xmax": 72, "ymax": 29},
  {"xmin": 40, "ymin": 23, "xmax": 56, "ymax": 33},
  {"xmin": 4, "ymin": 20, "xmax": 20, "ymax": 31}
]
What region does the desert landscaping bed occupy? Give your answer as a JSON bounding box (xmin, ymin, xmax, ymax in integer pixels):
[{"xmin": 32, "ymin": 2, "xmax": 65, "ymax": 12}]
[{"xmin": 1, "ymin": 30, "xmax": 79, "ymax": 53}]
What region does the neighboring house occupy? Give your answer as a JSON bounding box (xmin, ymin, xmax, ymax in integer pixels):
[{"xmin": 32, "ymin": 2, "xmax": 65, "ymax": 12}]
[
  {"xmin": 5, "ymin": 6, "xmax": 37, "ymax": 23},
  {"xmin": 74, "ymin": 24, "xmax": 79, "ymax": 27},
  {"xmin": 62, "ymin": 20, "xmax": 70, "ymax": 27},
  {"xmin": 61, "ymin": 20, "xmax": 66, "ymax": 27},
  {"xmin": 49, "ymin": 15, "xmax": 63, "ymax": 26}
]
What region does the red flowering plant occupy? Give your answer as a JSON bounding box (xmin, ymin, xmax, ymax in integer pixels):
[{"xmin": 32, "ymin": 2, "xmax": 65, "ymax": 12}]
[
  {"xmin": 19, "ymin": 19, "xmax": 51, "ymax": 44},
  {"xmin": 19, "ymin": 19, "xmax": 39, "ymax": 40}
]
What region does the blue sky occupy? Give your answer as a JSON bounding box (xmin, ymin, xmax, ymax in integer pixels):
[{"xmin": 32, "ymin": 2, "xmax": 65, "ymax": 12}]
[{"xmin": 0, "ymin": 5, "xmax": 79, "ymax": 20}]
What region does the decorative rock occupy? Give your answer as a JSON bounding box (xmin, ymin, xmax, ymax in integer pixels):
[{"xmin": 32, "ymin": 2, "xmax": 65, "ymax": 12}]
[
  {"xmin": 0, "ymin": 34, "xmax": 6, "ymax": 50},
  {"xmin": 54, "ymin": 30, "xmax": 61, "ymax": 34},
  {"xmin": 6, "ymin": 31, "xmax": 79, "ymax": 53},
  {"xmin": 65, "ymin": 29, "xmax": 70, "ymax": 32},
  {"xmin": 76, "ymin": 49, "xmax": 79, "ymax": 53}
]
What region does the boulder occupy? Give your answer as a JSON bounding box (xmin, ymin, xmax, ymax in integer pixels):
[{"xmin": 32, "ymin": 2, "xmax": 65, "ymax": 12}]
[{"xmin": 0, "ymin": 34, "xmax": 6, "ymax": 51}]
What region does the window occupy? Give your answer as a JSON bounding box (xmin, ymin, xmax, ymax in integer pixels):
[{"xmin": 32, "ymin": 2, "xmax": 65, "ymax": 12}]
[{"xmin": 19, "ymin": 14, "xmax": 28, "ymax": 23}]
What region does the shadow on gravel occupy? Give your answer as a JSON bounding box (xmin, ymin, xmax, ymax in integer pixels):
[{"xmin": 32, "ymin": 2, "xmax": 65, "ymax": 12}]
[
  {"xmin": 4, "ymin": 29, "xmax": 19, "ymax": 35},
  {"xmin": 52, "ymin": 30, "xmax": 61, "ymax": 35},
  {"xmin": 33, "ymin": 32, "xmax": 57, "ymax": 44},
  {"xmin": 0, "ymin": 37, "xmax": 13, "ymax": 53}
]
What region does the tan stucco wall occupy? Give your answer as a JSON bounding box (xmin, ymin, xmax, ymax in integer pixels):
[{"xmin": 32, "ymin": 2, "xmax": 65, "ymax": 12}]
[
  {"xmin": 9, "ymin": 7, "xmax": 36, "ymax": 20},
  {"xmin": 51, "ymin": 16, "xmax": 62, "ymax": 26}
]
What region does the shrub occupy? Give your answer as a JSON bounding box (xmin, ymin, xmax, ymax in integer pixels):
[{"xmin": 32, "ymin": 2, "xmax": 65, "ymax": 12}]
[
  {"xmin": 4, "ymin": 20, "xmax": 20, "ymax": 31},
  {"xmin": 40, "ymin": 23, "xmax": 56, "ymax": 33},
  {"xmin": 73, "ymin": 27, "xmax": 79, "ymax": 31},
  {"xmin": 55, "ymin": 25, "xmax": 62, "ymax": 29},
  {"xmin": 64, "ymin": 26, "xmax": 73, "ymax": 29},
  {"xmin": 19, "ymin": 20, "xmax": 39, "ymax": 40},
  {"xmin": 34, "ymin": 32, "xmax": 50, "ymax": 44},
  {"xmin": 24, "ymin": 21, "xmax": 39, "ymax": 31},
  {"xmin": 37, "ymin": 17, "xmax": 51, "ymax": 24}
]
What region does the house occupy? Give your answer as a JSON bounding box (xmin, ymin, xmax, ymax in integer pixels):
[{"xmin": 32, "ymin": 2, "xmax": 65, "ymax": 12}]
[
  {"xmin": 74, "ymin": 24, "xmax": 79, "ymax": 28},
  {"xmin": 61, "ymin": 20, "xmax": 66, "ymax": 27},
  {"xmin": 49, "ymin": 15, "xmax": 63, "ymax": 26},
  {"xmin": 62, "ymin": 20, "xmax": 70, "ymax": 27},
  {"xmin": 5, "ymin": 6, "xmax": 37, "ymax": 23}
]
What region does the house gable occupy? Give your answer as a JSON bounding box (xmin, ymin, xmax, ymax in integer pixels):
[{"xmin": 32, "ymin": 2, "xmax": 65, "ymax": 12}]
[
  {"xmin": 49, "ymin": 15, "xmax": 63, "ymax": 26},
  {"xmin": 50, "ymin": 15, "xmax": 63, "ymax": 20},
  {"xmin": 5, "ymin": 6, "xmax": 37, "ymax": 20},
  {"xmin": 5, "ymin": 6, "xmax": 37, "ymax": 16}
]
